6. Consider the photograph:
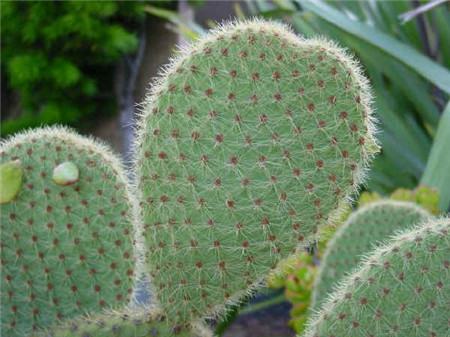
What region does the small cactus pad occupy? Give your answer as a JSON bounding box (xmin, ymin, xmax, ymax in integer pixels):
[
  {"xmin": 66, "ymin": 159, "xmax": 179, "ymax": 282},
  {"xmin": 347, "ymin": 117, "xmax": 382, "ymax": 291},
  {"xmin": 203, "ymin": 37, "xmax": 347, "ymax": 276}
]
[
  {"xmin": 304, "ymin": 217, "xmax": 450, "ymax": 337},
  {"xmin": 136, "ymin": 20, "xmax": 378, "ymax": 323},
  {"xmin": 313, "ymin": 200, "xmax": 431, "ymax": 308},
  {"xmin": 0, "ymin": 160, "xmax": 23, "ymax": 204},
  {"xmin": 31, "ymin": 308, "xmax": 213, "ymax": 337},
  {"xmin": 0, "ymin": 127, "xmax": 137, "ymax": 337}
]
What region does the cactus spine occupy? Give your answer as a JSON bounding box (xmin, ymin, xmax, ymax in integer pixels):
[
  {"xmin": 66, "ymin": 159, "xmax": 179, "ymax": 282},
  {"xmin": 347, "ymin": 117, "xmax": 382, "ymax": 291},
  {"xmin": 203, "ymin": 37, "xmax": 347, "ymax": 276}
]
[
  {"xmin": 313, "ymin": 200, "xmax": 432, "ymax": 308},
  {"xmin": 304, "ymin": 217, "xmax": 450, "ymax": 337},
  {"xmin": 0, "ymin": 127, "xmax": 137, "ymax": 337},
  {"xmin": 136, "ymin": 19, "xmax": 378, "ymax": 325}
]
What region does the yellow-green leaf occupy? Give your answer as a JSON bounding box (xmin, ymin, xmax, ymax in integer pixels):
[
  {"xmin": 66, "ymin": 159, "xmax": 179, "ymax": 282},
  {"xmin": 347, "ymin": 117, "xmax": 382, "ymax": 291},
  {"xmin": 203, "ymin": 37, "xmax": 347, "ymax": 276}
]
[{"xmin": 0, "ymin": 160, "xmax": 23, "ymax": 204}]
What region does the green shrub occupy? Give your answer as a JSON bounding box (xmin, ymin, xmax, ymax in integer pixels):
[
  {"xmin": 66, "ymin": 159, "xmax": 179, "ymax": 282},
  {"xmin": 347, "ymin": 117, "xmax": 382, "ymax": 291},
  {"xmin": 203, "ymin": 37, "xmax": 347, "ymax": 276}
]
[{"xmin": 1, "ymin": 1, "xmax": 144, "ymax": 135}]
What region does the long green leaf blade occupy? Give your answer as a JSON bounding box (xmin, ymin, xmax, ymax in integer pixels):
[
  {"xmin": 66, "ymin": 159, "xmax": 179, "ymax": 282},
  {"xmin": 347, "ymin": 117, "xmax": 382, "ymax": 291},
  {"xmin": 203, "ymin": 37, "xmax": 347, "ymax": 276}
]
[
  {"xmin": 421, "ymin": 102, "xmax": 450, "ymax": 211},
  {"xmin": 297, "ymin": 0, "xmax": 450, "ymax": 94},
  {"xmin": 144, "ymin": 5, "xmax": 204, "ymax": 39}
]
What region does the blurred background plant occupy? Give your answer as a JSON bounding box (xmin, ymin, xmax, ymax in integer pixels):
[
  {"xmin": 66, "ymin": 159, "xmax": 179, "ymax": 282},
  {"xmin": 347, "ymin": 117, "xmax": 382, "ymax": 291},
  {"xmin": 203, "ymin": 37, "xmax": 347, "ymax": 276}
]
[
  {"xmin": 1, "ymin": 1, "xmax": 449, "ymax": 336},
  {"xmin": 267, "ymin": 252, "xmax": 317, "ymax": 334},
  {"xmin": 1, "ymin": 1, "xmax": 145, "ymax": 135}
]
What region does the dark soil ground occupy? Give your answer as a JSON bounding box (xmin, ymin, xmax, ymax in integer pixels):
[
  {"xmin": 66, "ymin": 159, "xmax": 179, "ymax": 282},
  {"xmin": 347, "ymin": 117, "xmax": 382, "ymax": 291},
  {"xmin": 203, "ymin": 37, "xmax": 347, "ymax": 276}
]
[
  {"xmin": 134, "ymin": 281, "xmax": 296, "ymax": 337},
  {"xmin": 223, "ymin": 301, "xmax": 295, "ymax": 337}
]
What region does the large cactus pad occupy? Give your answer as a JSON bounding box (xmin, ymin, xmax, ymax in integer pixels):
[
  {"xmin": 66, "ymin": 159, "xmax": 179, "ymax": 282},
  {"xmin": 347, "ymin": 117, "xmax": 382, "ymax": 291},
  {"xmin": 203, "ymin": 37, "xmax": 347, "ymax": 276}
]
[{"xmin": 136, "ymin": 20, "xmax": 378, "ymax": 323}]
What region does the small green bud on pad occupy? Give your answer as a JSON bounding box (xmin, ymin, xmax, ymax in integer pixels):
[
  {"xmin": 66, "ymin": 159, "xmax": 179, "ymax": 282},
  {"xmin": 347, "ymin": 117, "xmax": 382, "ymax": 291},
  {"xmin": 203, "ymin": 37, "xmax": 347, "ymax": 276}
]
[
  {"xmin": 52, "ymin": 161, "xmax": 79, "ymax": 185},
  {"xmin": 0, "ymin": 160, "xmax": 23, "ymax": 204}
]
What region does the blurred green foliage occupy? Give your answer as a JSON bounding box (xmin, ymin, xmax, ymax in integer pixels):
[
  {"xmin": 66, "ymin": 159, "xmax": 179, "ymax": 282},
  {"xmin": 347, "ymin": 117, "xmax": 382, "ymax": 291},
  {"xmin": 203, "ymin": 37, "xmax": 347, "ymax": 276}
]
[
  {"xmin": 359, "ymin": 185, "xmax": 441, "ymax": 215},
  {"xmin": 421, "ymin": 102, "xmax": 450, "ymax": 211},
  {"xmin": 267, "ymin": 252, "xmax": 316, "ymax": 334},
  {"xmin": 1, "ymin": 1, "xmax": 145, "ymax": 135}
]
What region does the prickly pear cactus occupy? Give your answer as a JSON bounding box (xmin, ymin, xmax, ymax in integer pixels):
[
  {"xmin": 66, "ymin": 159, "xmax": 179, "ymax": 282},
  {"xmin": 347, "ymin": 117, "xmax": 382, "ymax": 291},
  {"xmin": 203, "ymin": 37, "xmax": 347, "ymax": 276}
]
[
  {"xmin": 313, "ymin": 200, "xmax": 431, "ymax": 308},
  {"xmin": 304, "ymin": 217, "xmax": 450, "ymax": 337},
  {"xmin": 32, "ymin": 308, "xmax": 213, "ymax": 337},
  {"xmin": 0, "ymin": 127, "xmax": 137, "ymax": 337},
  {"xmin": 136, "ymin": 19, "xmax": 378, "ymax": 324}
]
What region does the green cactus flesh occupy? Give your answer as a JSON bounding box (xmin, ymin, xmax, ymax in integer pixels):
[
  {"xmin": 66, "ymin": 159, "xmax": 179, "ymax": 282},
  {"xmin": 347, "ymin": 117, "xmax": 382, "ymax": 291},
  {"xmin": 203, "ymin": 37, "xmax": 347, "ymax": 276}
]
[
  {"xmin": 304, "ymin": 217, "xmax": 450, "ymax": 337},
  {"xmin": 0, "ymin": 160, "xmax": 23, "ymax": 204},
  {"xmin": 313, "ymin": 200, "xmax": 431, "ymax": 309},
  {"xmin": 32, "ymin": 308, "xmax": 213, "ymax": 337},
  {"xmin": 0, "ymin": 127, "xmax": 136, "ymax": 337},
  {"xmin": 136, "ymin": 20, "xmax": 378, "ymax": 323}
]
